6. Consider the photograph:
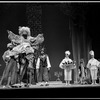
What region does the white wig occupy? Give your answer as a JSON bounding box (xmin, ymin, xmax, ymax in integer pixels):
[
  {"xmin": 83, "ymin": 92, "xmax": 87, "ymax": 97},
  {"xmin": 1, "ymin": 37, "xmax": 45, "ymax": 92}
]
[
  {"xmin": 19, "ymin": 26, "xmax": 31, "ymax": 36},
  {"xmin": 65, "ymin": 51, "xmax": 71, "ymax": 55},
  {"xmin": 89, "ymin": 50, "xmax": 94, "ymax": 56}
]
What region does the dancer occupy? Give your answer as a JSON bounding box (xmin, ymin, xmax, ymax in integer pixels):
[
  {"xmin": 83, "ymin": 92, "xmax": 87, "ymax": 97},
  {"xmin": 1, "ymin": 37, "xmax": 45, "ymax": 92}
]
[
  {"xmin": 0, "ymin": 43, "xmax": 19, "ymax": 88},
  {"xmin": 78, "ymin": 59, "xmax": 86, "ymax": 84},
  {"xmin": 1, "ymin": 26, "xmax": 44, "ymax": 88},
  {"xmin": 7, "ymin": 26, "xmax": 44, "ymax": 58},
  {"xmin": 87, "ymin": 50, "xmax": 100, "ymax": 85},
  {"xmin": 59, "ymin": 51, "xmax": 76, "ymax": 85},
  {"xmin": 26, "ymin": 53, "xmax": 37, "ymax": 86},
  {"xmin": 36, "ymin": 48, "xmax": 51, "ymax": 86}
]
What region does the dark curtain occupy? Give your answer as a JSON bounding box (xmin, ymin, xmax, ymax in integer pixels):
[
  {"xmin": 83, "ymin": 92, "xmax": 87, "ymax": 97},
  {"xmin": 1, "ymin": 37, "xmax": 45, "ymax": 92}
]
[
  {"xmin": 54, "ymin": 3, "xmax": 92, "ymax": 82},
  {"xmin": 69, "ymin": 17, "xmax": 92, "ymax": 82}
]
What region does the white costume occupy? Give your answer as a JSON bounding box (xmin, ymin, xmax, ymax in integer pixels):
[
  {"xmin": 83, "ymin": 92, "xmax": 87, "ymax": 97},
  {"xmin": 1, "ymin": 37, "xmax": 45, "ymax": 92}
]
[
  {"xmin": 59, "ymin": 57, "xmax": 73, "ymax": 81},
  {"xmin": 59, "ymin": 51, "xmax": 73, "ymax": 81},
  {"xmin": 7, "ymin": 26, "xmax": 44, "ymax": 56},
  {"xmin": 87, "ymin": 50, "xmax": 100, "ymax": 80},
  {"xmin": 87, "ymin": 58, "xmax": 100, "ymax": 80}
]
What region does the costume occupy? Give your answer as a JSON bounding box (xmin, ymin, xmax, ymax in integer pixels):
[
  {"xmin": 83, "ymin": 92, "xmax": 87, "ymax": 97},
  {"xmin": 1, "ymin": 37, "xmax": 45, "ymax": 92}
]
[
  {"xmin": 59, "ymin": 51, "xmax": 76, "ymax": 85},
  {"xmin": 36, "ymin": 52, "xmax": 51, "ymax": 84},
  {"xmin": 59, "ymin": 57, "xmax": 73, "ymax": 81},
  {"xmin": 17, "ymin": 53, "xmax": 28, "ymax": 84},
  {"xmin": 0, "ymin": 49, "xmax": 18, "ymax": 86},
  {"xmin": 1, "ymin": 26, "xmax": 44, "ymax": 87},
  {"xmin": 78, "ymin": 60, "xmax": 86, "ymax": 84},
  {"xmin": 87, "ymin": 50, "xmax": 100, "ymax": 84},
  {"xmin": 26, "ymin": 53, "xmax": 37, "ymax": 85},
  {"xmin": 87, "ymin": 58, "xmax": 100, "ymax": 80}
]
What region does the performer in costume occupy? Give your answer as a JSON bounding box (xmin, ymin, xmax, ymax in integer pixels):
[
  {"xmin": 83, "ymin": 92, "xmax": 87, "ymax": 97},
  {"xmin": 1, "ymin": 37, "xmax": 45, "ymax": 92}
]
[
  {"xmin": 0, "ymin": 43, "xmax": 19, "ymax": 88},
  {"xmin": 87, "ymin": 50, "xmax": 100, "ymax": 85},
  {"xmin": 1, "ymin": 26, "xmax": 44, "ymax": 88},
  {"xmin": 18, "ymin": 26, "xmax": 43, "ymax": 86},
  {"xmin": 26, "ymin": 53, "xmax": 37, "ymax": 85},
  {"xmin": 7, "ymin": 26, "xmax": 44, "ymax": 55},
  {"xmin": 7, "ymin": 26, "xmax": 44, "ymax": 85},
  {"xmin": 36, "ymin": 48, "xmax": 51, "ymax": 86},
  {"xmin": 78, "ymin": 59, "xmax": 86, "ymax": 84},
  {"xmin": 16, "ymin": 27, "xmax": 34, "ymax": 86},
  {"xmin": 59, "ymin": 51, "xmax": 76, "ymax": 85},
  {"xmin": 17, "ymin": 53, "xmax": 28, "ymax": 86}
]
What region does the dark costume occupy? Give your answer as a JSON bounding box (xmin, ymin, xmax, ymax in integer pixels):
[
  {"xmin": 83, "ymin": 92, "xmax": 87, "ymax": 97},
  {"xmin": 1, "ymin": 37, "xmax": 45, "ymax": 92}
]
[
  {"xmin": 17, "ymin": 53, "xmax": 28, "ymax": 84},
  {"xmin": 36, "ymin": 54, "xmax": 51, "ymax": 82},
  {"xmin": 26, "ymin": 54, "xmax": 37, "ymax": 85},
  {"xmin": 18, "ymin": 53, "xmax": 37, "ymax": 85}
]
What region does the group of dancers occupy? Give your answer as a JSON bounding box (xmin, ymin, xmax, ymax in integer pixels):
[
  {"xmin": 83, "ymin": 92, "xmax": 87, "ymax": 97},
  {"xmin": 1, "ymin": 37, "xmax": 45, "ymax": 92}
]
[
  {"xmin": 0, "ymin": 26, "xmax": 100, "ymax": 88},
  {"xmin": 0, "ymin": 26, "xmax": 51, "ymax": 88},
  {"xmin": 59, "ymin": 50, "xmax": 100, "ymax": 85},
  {"xmin": 78, "ymin": 50, "xmax": 100, "ymax": 85}
]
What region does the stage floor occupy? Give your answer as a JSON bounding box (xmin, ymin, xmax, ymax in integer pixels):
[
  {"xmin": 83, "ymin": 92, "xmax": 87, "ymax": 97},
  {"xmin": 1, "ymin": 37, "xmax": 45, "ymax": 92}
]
[
  {"xmin": 0, "ymin": 81, "xmax": 100, "ymax": 98},
  {"xmin": 0, "ymin": 81, "xmax": 100, "ymax": 89}
]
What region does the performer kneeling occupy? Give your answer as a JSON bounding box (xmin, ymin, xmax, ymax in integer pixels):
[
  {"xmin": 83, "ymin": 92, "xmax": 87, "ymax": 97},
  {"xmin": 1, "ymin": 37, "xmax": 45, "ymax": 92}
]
[
  {"xmin": 87, "ymin": 50, "xmax": 100, "ymax": 85},
  {"xmin": 59, "ymin": 51, "xmax": 76, "ymax": 85},
  {"xmin": 36, "ymin": 48, "xmax": 51, "ymax": 86}
]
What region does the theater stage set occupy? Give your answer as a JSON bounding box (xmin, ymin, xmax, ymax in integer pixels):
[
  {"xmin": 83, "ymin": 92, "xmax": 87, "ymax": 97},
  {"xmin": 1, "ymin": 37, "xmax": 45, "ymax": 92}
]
[{"xmin": 0, "ymin": 2, "xmax": 100, "ymax": 98}]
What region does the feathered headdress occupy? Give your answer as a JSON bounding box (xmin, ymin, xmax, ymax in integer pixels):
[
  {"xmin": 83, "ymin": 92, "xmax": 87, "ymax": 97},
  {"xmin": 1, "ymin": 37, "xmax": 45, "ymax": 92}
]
[{"xmin": 19, "ymin": 26, "xmax": 31, "ymax": 36}]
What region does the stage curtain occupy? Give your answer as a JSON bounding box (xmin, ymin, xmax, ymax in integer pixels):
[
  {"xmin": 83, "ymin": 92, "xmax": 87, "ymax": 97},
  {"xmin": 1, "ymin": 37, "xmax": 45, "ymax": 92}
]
[{"xmin": 69, "ymin": 18, "xmax": 92, "ymax": 83}]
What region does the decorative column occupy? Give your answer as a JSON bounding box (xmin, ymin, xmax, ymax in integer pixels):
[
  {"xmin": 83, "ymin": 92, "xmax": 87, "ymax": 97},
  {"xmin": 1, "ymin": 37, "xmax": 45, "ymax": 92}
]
[
  {"xmin": 26, "ymin": 4, "xmax": 43, "ymax": 58},
  {"xmin": 26, "ymin": 3, "xmax": 42, "ymax": 36}
]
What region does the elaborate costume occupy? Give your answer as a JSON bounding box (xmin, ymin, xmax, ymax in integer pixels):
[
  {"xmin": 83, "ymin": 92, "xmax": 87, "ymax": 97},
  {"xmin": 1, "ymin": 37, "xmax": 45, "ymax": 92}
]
[
  {"xmin": 0, "ymin": 43, "xmax": 19, "ymax": 87},
  {"xmin": 7, "ymin": 26, "xmax": 44, "ymax": 55},
  {"xmin": 1, "ymin": 26, "xmax": 44, "ymax": 88},
  {"xmin": 36, "ymin": 48, "xmax": 51, "ymax": 86},
  {"xmin": 87, "ymin": 50, "xmax": 100, "ymax": 85},
  {"xmin": 59, "ymin": 51, "xmax": 76, "ymax": 85}
]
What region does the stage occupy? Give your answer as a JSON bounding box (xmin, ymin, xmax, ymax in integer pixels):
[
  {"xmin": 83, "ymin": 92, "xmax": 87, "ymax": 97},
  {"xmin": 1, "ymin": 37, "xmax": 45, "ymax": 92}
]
[
  {"xmin": 0, "ymin": 81, "xmax": 100, "ymax": 98},
  {"xmin": 0, "ymin": 81, "xmax": 100, "ymax": 89}
]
